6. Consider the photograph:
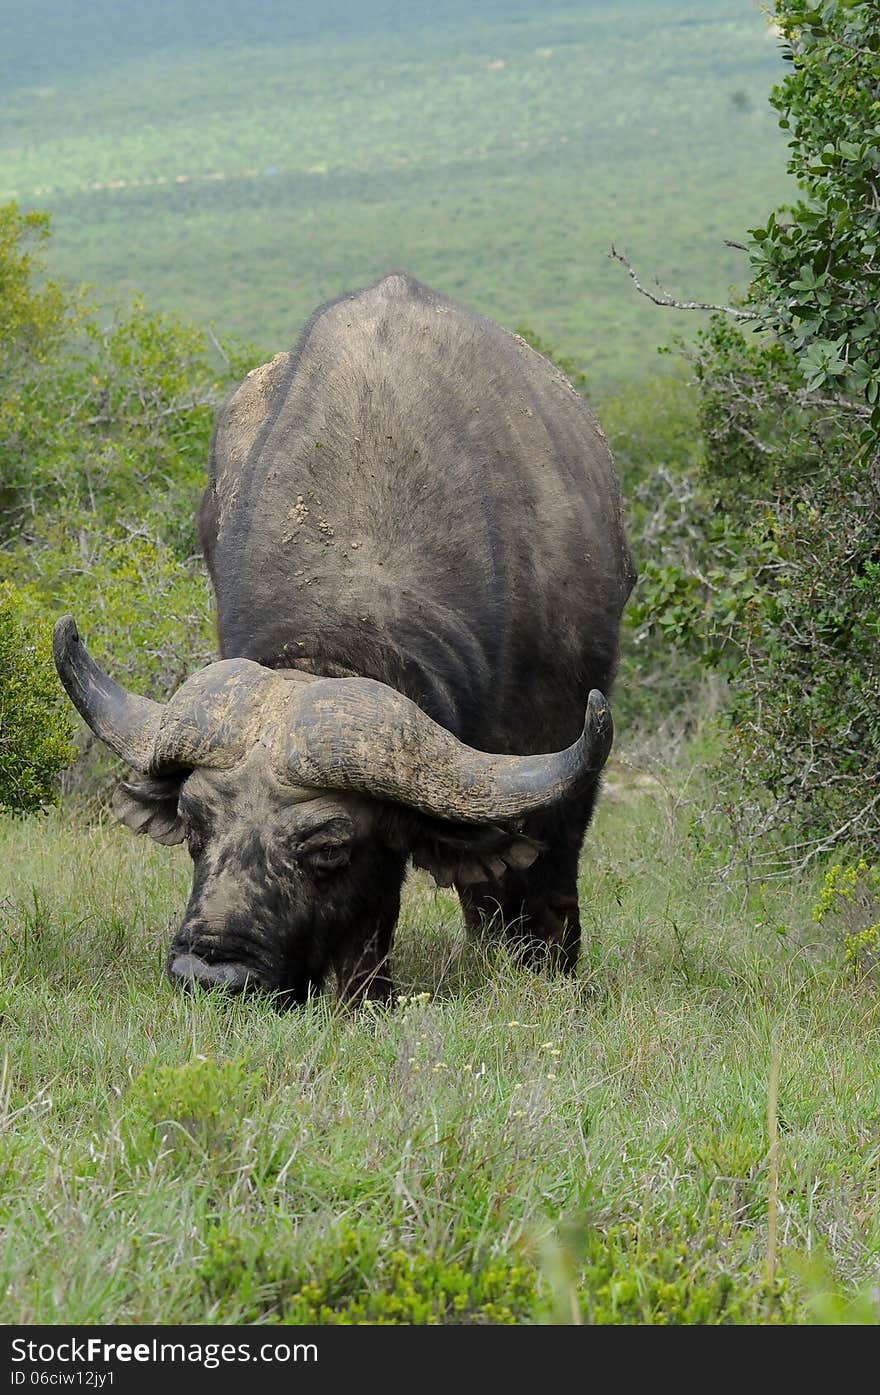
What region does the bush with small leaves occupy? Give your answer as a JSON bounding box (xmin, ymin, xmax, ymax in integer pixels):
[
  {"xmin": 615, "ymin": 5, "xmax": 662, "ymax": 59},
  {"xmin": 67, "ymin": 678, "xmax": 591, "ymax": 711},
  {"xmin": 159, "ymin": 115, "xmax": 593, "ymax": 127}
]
[
  {"xmin": 0, "ymin": 584, "xmax": 75, "ymax": 815},
  {"xmin": 813, "ymin": 859, "xmax": 880, "ymax": 972},
  {"xmin": 625, "ymin": 1, "xmax": 880, "ymax": 861},
  {"xmin": 0, "ymin": 202, "xmax": 255, "ymax": 801},
  {"xmin": 748, "ymin": 0, "xmax": 880, "ymax": 428}
]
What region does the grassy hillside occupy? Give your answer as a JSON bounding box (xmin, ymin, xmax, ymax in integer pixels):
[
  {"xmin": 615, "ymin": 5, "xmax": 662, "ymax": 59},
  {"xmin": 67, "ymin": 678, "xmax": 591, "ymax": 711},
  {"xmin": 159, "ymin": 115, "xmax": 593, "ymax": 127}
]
[
  {"xmin": 2, "ymin": 0, "xmax": 788, "ymax": 385},
  {"xmin": 1, "ymin": 762, "xmax": 877, "ymax": 1324}
]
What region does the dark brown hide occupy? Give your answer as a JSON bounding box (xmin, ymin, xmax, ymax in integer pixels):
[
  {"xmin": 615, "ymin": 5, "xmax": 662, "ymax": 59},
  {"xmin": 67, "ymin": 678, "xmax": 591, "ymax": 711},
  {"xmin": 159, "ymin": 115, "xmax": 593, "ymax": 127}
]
[{"xmin": 200, "ymin": 273, "xmax": 635, "ymax": 753}]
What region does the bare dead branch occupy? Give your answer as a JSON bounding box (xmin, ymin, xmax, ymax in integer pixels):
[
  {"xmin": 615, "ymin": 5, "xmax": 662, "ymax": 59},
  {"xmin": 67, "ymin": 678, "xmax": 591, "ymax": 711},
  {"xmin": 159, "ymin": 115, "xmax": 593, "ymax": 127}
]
[
  {"xmin": 207, "ymin": 324, "xmax": 231, "ymax": 374},
  {"xmin": 795, "ymin": 391, "xmax": 872, "ymax": 419},
  {"xmin": 609, "ymin": 245, "xmax": 757, "ymax": 322},
  {"xmin": 721, "ymin": 788, "xmax": 880, "ymax": 880}
]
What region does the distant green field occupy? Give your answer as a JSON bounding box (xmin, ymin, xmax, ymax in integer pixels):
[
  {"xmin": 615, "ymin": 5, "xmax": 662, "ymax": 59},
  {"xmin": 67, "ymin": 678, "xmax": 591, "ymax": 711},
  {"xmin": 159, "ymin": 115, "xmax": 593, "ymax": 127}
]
[{"xmin": 2, "ymin": 0, "xmax": 789, "ymax": 385}]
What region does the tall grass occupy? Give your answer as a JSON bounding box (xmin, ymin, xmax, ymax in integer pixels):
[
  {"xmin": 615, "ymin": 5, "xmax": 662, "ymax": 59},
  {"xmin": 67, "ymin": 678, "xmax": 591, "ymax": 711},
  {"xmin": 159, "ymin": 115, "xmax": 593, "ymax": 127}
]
[{"xmin": 1, "ymin": 752, "xmax": 877, "ymax": 1324}]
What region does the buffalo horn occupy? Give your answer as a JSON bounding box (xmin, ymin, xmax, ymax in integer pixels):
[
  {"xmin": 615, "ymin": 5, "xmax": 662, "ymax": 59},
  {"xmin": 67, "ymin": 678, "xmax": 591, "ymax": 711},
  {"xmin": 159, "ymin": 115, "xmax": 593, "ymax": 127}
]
[
  {"xmin": 281, "ymin": 677, "xmax": 613, "ymax": 821},
  {"xmin": 52, "ymin": 615, "xmax": 165, "ymax": 773}
]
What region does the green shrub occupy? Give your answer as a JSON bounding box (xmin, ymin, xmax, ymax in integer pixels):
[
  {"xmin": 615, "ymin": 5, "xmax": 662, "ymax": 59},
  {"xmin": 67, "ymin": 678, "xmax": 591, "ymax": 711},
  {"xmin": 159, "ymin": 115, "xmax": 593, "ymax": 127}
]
[
  {"xmin": 1, "ymin": 292, "xmax": 230, "ymax": 546},
  {"xmin": 633, "ymin": 322, "xmax": 879, "ymax": 861},
  {"xmin": 622, "ymin": 2, "xmax": 880, "ymax": 859},
  {"xmin": 748, "ymin": 0, "xmax": 880, "ymax": 427},
  {"xmin": 813, "ymin": 859, "xmax": 880, "ymax": 972},
  {"xmin": 0, "ymin": 203, "xmax": 68, "ymax": 379},
  {"xmin": 0, "ymin": 584, "xmax": 75, "ymax": 815},
  {"xmin": 0, "ymin": 527, "xmax": 214, "ymax": 799},
  {"xmin": 539, "ymin": 1219, "xmax": 796, "ymax": 1325},
  {"xmin": 599, "ymin": 371, "xmax": 713, "ymax": 735},
  {"xmin": 125, "ymin": 1055, "xmax": 265, "ymax": 1167},
  {"xmin": 0, "ymin": 528, "xmax": 214, "ymax": 695},
  {"xmin": 197, "ymin": 1217, "xmax": 536, "ymax": 1325},
  {"xmin": 0, "ymin": 203, "xmax": 255, "ymax": 800}
]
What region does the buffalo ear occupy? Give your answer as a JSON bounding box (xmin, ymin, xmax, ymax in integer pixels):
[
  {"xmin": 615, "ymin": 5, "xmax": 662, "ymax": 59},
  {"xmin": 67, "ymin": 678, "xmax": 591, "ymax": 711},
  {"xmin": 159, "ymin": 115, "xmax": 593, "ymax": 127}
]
[
  {"xmin": 110, "ymin": 775, "xmax": 186, "ymax": 846},
  {"xmin": 380, "ymin": 809, "xmax": 541, "ymax": 888}
]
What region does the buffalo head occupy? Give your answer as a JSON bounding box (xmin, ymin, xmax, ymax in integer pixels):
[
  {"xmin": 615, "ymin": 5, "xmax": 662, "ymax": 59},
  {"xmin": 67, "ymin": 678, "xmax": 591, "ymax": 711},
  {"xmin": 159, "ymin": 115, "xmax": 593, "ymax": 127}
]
[{"xmin": 53, "ymin": 616, "xmax": 613, "ymax": 1006}]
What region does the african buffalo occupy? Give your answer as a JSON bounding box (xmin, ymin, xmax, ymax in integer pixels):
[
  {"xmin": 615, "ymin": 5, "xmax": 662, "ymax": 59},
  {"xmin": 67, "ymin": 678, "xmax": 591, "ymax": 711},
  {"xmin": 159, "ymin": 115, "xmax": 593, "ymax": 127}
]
[{"xmin": 54, "ymin": 272, "xmax": 636, "ymax": 1006}]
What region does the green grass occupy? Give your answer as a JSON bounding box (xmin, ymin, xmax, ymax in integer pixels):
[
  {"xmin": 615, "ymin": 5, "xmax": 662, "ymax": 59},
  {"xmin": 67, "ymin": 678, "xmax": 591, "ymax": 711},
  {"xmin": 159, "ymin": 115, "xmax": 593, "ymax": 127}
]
[
  {"xmin": 1, "ymin": 754, "xmax": 878, "ymax": 1324},
  {"xmin": 2, "ymin": 0, "xmax": 790, "ymax": 386}
]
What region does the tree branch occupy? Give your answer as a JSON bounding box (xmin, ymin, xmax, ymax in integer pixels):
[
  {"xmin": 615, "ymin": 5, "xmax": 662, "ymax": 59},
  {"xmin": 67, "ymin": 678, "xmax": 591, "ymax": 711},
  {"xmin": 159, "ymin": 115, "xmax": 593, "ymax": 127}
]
[{"xmin": 609, "ymin": 245, "xmax": 757, "ymax": 322}]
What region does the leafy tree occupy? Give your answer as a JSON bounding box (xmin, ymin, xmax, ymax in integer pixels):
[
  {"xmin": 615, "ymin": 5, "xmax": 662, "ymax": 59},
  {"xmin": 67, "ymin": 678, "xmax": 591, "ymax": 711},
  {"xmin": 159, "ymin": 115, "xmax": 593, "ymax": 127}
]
[
  {"xmin": 0, "ymin": 208, "xmax": 75, "ymax": 812},
  {"xmin": 0, "ymin": 204, "xmax": 68, "ymax": 375},
  {"xmin": 0, "ymin": 202, "xmax": 252, "ymax": 803},
  {"xmin": 748, "ymin": 0, "xmax": 880, "ymax": 424},
  {"xmin": 622, "ymin": 0, "xmax": 880, "ymax": 866}
]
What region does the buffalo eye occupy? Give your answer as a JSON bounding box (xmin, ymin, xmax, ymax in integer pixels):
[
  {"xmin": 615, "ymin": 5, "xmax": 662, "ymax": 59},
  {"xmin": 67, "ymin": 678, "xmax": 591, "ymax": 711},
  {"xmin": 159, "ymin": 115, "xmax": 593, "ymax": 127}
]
[
  {"xmin": 297, "ymin": 814, "xmax": 356, "ymax": 874},
  {"xmin": 302, "ymin": 843, "xmax": 352, "ymax": 876}
]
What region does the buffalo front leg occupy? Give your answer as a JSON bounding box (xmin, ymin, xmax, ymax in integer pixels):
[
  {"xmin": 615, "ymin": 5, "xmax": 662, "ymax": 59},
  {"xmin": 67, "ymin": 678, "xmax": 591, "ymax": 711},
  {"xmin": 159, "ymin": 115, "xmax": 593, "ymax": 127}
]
[
  {"xmin": 332, "ymin": 856, "xmax": 405, "ymax": 1007},
  {"xmin": 333, "ymin": 918, "xmax": 396, "ymax": 1006},
  {"xmin": 458, "ymin": 878, "xmax": 581, "ymax": 974},
  {"xmin": 456, "ymin": 797, "xmax": 594, "ymax": 975}
]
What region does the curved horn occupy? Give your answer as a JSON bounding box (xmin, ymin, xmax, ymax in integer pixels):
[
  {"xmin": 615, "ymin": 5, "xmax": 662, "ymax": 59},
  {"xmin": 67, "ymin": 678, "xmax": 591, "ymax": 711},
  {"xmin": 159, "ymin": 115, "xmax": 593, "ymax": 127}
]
[
  {"xmin": 281, "ymin": 677, "xmax": 613, "ymax": 822},
  {"xmin": 52, "ymin": 615, "xmax": 165, "ymax": 773}
]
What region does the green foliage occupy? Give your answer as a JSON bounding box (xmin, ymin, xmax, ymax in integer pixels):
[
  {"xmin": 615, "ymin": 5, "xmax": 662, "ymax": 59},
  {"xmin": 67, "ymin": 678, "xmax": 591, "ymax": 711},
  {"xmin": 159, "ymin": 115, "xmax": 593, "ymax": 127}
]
[
  {"xmin": 0, "ymin": 584, "xmax": 75, "ymax": 815},
  {"xmin": 813, "ymin": 858, "xmax": 880, "ymax": 971},
  {"xmin": 598, "ymin": 369, "xmax": 702, "ymax": 493},
  {"xmin": 748, "ymin": 1, "xmax": 880, "ymax": 424},
  {"xmin": 800, "ymin": 1266, "xmax": 880, "ymax": 1324},
  {"xmin": 288, "ymin": 1242, "xmax": 535, "ymax": 1325},
  {"xmin": 0, "ymin": 278, "xmax": 232, "ymax": 537},
  {"xmin": 723, "ymin": 454, "xmax": 878, "ymax": 851},
  {"xmin": 629, "ymin": 3, "xmax": 880, "ymax": 858},
  {"xmin": 691, "ymin": 315, "xmax": 810, "ymax": 498},
  {"xmin": 0, "ymin": 203, "xmax": 252, "ymax": 798},
  {"xmin": 0, "ymin": 203, "xmax": 68, "ymax": 378},
  {"xmin": 0, "ymin": 531, "xmax": 214, "ymax": 697},
  {"xmin": 0, "ymin": 203, "xmax": 75, "ymax": 536},
  {"xmin": 635, "ymin": 329, "xmax": 879, "ymax": 859},
  {"xmin": 539, "ymin": 1219, "xmax": 794, "ymax": 1324},
  {"xmin": 596, "ymin": 372, "xmax": 714, "ymax": 732},
  {"xmin": 127, "ymin": 1056, "xmax": 265, "ymax": 1165},
  {"xmin": 197, "ymin": 1220, "xmax": 535, "ymax": 1324}
]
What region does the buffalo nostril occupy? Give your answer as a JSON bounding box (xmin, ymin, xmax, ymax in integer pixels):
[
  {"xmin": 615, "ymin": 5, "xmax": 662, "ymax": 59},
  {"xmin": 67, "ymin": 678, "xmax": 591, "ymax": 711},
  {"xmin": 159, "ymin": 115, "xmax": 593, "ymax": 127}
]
[{"xmin": 169, "ymin": 954, "xmax": 252, "ymax": 993}]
